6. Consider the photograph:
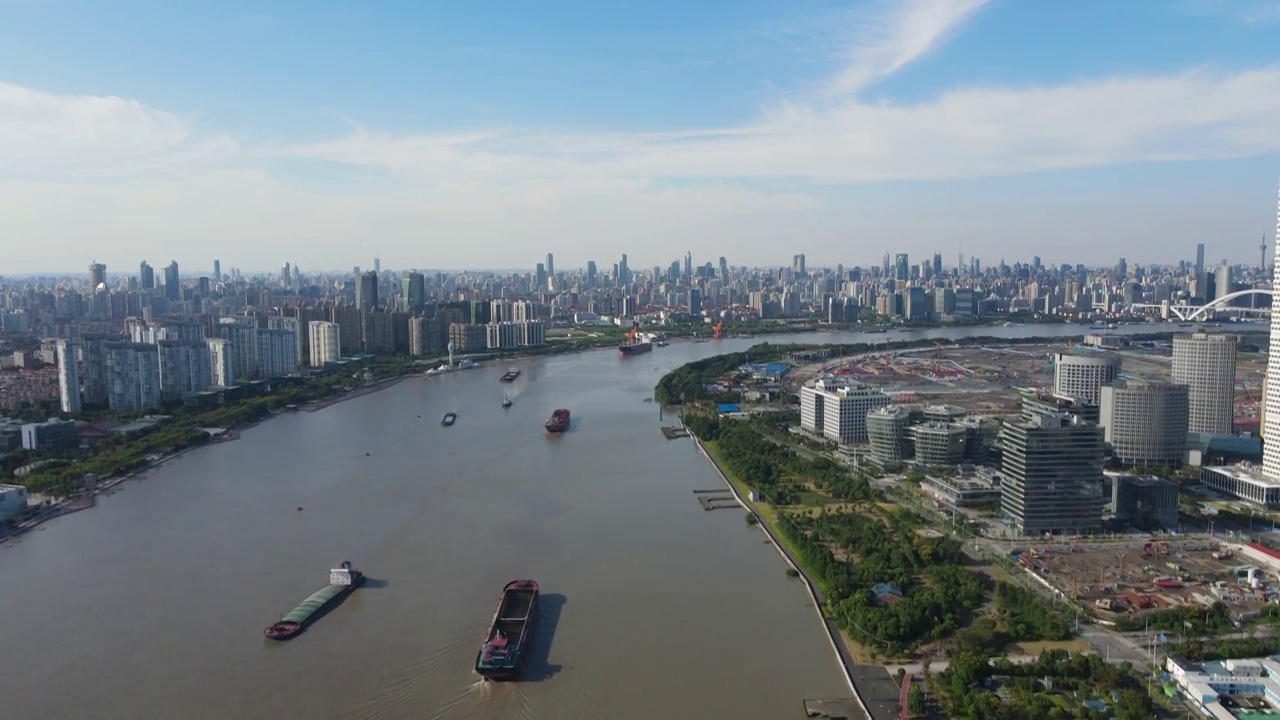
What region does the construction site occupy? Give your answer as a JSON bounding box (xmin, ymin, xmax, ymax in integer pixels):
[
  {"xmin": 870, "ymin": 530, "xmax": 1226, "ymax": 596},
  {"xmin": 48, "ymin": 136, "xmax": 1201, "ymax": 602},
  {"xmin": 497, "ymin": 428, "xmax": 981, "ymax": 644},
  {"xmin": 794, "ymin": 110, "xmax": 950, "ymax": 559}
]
[
  {"xmin": 784, "ymin": 336, "xmax": 1268, "ymax": 420},
  {"xmin": 1011, "ymin": 538, "xmax": 1278, "ymax": 620}
]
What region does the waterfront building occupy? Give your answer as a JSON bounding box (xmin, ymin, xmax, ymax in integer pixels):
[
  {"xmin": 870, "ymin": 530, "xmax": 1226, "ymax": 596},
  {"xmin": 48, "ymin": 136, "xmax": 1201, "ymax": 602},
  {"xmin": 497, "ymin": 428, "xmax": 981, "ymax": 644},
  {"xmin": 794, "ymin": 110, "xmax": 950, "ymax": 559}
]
[
  {"xmin": 79, "ymin": 334, "xmax": 111, "ymax": 405},
  {"xmin": 307, "ymin": 321, "xmax": 341, "ymax": 367},
  {"xmin": 519, "ymin": 320, "xmax": 546, "ymax": 347},
  {"xmin": 19, "ymin": 418, "xmax": 79, "ymax": 451},
  {"xmin": 56, "ymin": 339, "xmax": 81, "ymax": 414},
  {"xmin": 1172, "ymin": 332, "xmax": 1237, "ymax": 435},
  {"xmin": 0, "ymin": 484, "xmax": 27, "ymax": 520},
  {"xmin": 799, "ymin": 378, "xmax": 890, "ymax": 445},
  {"xmin": 921, "ymin": 467, "xmax": 1002, "ymax": 509},
  {"xmin": 1052, "ymin": 352, "xmax": 1120, "ymax": 406},
  {"xmin": 1109, "ymin": 474, "xmax": 1178, "ymax": 531},
  {"xmin": 1199, "ymin": 465, "xmax": 1280, "ymax": 508},
  {"xmin": 1099, "ymin": 380, "xmax": 1189, "ymax": 467},
  {"xmin": 257, "ymin": 328, "xmax": 299, "ymax": 378},
  {"xmin": 105, "ymin": 343, "xmax": 161, "ymax": 412},
  {"xmin": 207, "ymin": 338, "xmax": 236, "ymax": 386},
  {"xmin": 486, "ymin": 321, "xmax": 522, "ymax": 350},
  {"xmin": 1000, "ymin": 399, "xmax": 1105, "ymax": 536}
]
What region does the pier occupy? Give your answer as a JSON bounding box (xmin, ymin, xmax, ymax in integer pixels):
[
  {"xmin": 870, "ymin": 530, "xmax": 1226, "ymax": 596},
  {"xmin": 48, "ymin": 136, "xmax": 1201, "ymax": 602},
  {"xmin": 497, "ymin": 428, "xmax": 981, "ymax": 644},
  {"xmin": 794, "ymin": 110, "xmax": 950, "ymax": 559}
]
[
  {"xmin": 660, "ymin": 425, "xmax": 690, "ymax": 439},
  {"xmin": 694, "ymin": 490, "xmax": 738, "ymax": 511}
]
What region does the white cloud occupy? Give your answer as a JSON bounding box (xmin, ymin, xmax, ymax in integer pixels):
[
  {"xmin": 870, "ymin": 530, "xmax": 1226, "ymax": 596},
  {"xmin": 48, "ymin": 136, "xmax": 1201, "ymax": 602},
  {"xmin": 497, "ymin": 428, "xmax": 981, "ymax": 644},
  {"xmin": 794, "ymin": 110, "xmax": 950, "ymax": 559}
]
[{"xmin": 1, "ymin": 0, "xmax": 1279, "ymax": 272}]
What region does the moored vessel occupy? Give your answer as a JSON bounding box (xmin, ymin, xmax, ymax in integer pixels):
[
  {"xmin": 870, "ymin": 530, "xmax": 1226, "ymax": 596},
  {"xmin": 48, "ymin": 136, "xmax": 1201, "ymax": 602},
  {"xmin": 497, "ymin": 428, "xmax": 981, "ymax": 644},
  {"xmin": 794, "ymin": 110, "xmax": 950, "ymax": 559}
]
[
  {"xmin": 475, "ymin": 579, "xmax": 540, "ymax": 680},
  {"xmin": 545, "ymin": 408, "xmax": 570, "ymax": 433},
  {"xmin": 264, "ymin": 561, "xmax": 364, "ymax": 640},
  {"xmin": 500, "ymin": 369, "xmax": 521, "ymax": 382},
  {"xmin": 619, "ymin": 320, "xmax": 652, "ymax": 356}
]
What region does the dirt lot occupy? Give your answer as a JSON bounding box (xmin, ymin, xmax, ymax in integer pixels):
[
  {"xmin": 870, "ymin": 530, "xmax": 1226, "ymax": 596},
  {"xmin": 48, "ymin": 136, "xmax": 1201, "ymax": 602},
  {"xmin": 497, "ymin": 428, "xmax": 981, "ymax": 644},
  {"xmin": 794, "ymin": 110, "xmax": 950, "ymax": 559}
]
[{"xmin": 1015, "ymin": 538, "xmax": 1272, "ymax": 617}]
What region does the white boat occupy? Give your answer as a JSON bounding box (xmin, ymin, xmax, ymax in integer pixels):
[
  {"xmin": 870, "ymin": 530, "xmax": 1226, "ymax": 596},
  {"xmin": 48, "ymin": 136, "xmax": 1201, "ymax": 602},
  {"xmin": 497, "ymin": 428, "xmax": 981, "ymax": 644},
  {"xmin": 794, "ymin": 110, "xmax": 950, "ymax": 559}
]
[{"xmin": 458, "ymin": 359, "xmax": 478, "ymax": 370}]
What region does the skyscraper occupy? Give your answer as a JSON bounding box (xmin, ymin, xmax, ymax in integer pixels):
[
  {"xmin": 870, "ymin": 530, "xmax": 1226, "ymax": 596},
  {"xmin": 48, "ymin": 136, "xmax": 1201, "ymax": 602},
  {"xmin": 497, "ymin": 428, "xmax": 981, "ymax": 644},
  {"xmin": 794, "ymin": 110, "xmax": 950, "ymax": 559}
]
[
  {"xmin": 685, "ymin": 251, "xmax": 693, "ymax": 279},
  {"xmin": 1172, "ymin": 332, "xmax": 1236, "ymax": 435},
  {"xmin": 1000, "ymin": 400, "xmax": 1105, "ymax": 536},
  {"xmin": 164, "ymin": 261, "xmax": 180, "ymax": 301},
  {"xmin": 356, "ymin": 271, "xmax": 378, "ymax": 312},
  {"xmin": 401, "ymin": 271, "xmax": 425, "ymax": 313},
  {"xmin": 139, "ymin": 261, "xmax": 155, "ymax": 290},
  {"xmin": 1262, "ymin": 184, "xmax": 1280, "ymax": 478},
  {"xmin": 586, "ymin": 260, "xmax": 597, "ymax": 287},
  {"xmin": 213, "ymin": 259, "xmax": 221, "ymax": 283},
  {"xmin": 545, "ymin": 253, "xmax": 554, "ymax": 279},
  {"xmin": 894, "ymin": 253, "xmax": 909, "ymax": 282},
  {"xmin": 374, "ymin": 257, "xmax": 381, "ymax": 274},
  {"xmin": 56, "ymin": 340, "xmax": 81, "ymax": 413},
  {"xmin": 1195, "ymin": 242, "xmax": 1206, "ymax": 299},
  {"xmin": 89, "ymin": 262, "xmax": 106, "ymax": 288},
  {"xmin": 309, "ymin": 321, "xmax": 341, "ymax": 367}
]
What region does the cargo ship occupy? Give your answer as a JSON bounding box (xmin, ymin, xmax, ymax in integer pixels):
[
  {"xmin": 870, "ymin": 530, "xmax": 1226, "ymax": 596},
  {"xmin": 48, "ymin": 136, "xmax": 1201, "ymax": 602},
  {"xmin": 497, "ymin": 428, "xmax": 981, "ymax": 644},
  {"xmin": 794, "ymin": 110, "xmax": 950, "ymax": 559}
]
[
  {"xmin": 545, "ymin": 408, "xmax": 570, "ymax": 433},
  {"xmin": 619, "ymin": 320, "xmax": 652, "ymax": 356},
  {"xmin": 442, "ymin": 411, "xmax": 457, "ymax": 427},
  {"xmin": 475, "ymin": 579, "xmax": 540, "ymax": 680},
  {"xmin": 264, "ymin": 561, "xmax": 364, "ymax": 640},
  {"xmin": 500, "ymin": 369, "xmax": 521, "ymax": 383}
]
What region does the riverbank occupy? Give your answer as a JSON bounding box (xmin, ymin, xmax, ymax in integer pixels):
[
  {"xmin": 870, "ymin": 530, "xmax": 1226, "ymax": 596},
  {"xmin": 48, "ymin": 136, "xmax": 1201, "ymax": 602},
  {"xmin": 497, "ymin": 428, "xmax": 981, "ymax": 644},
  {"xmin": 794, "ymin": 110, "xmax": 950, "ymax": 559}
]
[
  {"xmin": 692, "ymin": 433, "xmax": 895, "ymax": 720},
  {"xmin": 2, "ymin": 373, "xmax": 418, "ymax": 544}
]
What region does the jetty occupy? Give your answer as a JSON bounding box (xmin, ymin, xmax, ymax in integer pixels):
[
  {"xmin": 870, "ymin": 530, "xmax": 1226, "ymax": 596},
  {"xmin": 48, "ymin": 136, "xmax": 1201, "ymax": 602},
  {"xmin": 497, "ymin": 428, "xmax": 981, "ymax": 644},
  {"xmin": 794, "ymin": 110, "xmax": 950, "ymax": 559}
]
[
  {"xmin": 803, "ymin": 699, "xmax": 863, "ymax": 718},
  {"xmin": 660, "ymin": 425, "xmax": 690, "ymax": 440}
]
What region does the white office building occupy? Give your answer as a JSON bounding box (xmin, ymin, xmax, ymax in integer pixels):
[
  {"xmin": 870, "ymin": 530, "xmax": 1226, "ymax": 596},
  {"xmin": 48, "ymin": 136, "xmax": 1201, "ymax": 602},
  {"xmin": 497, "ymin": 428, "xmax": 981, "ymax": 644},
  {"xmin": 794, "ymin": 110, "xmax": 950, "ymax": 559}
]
[
  {"xmin": 1267, "ymin": 190, "xmax": 1280, "ymax": 477},
  {"xmin": 308, "ymin": 321, "xmax": 341, "ymax": 367},
  {"xmin": 1099, "ymin": 380, "xmax": 1189, "ymax": 467},
  {"xmin": 207, "ymin": 338, "xmax": 236, "ymax": 387},
  {"xmin": 257, "ymin": 328, "xmax": 299, "ymax": 378},
  {"xmin": 1172, "ymin": 332, "xmax": 1237, "ymax": 436},
  {"xmin": 56, "ymin": 339, "xmax": 81, "ymax": 413},
  {"xmin": 1052, "ymin": 352, "xmax": 1120, "ymax": 406},
  {"xmin": 799, "ymin": 378, "xmax": 890, "ymax": 445}
]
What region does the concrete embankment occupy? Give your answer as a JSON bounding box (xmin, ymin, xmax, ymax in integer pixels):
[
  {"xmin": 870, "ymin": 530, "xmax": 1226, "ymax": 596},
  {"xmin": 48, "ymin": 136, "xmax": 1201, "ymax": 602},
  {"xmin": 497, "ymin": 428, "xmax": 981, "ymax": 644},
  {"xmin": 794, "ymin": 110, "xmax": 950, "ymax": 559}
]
[{"xmin": 691, "ymin": 434, "xmax": 883, "ymax": 720}]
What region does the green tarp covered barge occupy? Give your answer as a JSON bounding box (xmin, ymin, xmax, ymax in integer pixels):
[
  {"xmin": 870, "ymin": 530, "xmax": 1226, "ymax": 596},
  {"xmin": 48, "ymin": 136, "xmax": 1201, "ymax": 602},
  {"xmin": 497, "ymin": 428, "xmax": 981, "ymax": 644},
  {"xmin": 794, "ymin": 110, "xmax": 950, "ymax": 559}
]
[{"xmin": 264, "ymin": 561, "xmax": 365, "ymax": 640}]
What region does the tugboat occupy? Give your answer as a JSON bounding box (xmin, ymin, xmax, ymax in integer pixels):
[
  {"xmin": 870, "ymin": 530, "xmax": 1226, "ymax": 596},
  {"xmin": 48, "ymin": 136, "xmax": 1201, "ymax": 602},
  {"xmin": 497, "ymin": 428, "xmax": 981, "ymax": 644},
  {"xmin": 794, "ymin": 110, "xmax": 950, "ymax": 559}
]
[
  {"xmin": 264, "ymin": 561, "xmax": 365, "ymax": 640},
  {"xmin": 545, "ymin": 408, "xmax": 570, "ymax": 433},
  {"xmin": 475, "ymin": 579, "xmax": 540, "ymax": 680},
  {"xmin": 442, "ymin": 411, "xmax": 458, "ymax": 427},
  {"xmin": 502, "ymin": 394, "xmax": 513, "ymax": 408}
]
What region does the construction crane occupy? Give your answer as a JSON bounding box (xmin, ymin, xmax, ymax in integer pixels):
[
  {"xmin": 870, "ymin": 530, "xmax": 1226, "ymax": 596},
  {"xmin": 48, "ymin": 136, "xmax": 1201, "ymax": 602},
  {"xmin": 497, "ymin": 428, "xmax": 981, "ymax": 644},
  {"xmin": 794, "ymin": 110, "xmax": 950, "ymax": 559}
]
[
  {"xmin": 712, "ymin": 319, "xmax": 723, "ymax": 340},
  {"xmin": 934, "ymin": 340, "xmax": 943, "ymax": 359}
]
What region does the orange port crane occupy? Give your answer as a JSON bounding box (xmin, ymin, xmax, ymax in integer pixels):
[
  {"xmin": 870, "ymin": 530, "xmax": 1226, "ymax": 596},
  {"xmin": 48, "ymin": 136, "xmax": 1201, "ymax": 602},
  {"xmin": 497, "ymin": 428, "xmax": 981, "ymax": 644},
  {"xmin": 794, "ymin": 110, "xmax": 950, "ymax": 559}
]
[{"xmin": 712, "ymin": 320, "xmax": 724, "ymax": 340}]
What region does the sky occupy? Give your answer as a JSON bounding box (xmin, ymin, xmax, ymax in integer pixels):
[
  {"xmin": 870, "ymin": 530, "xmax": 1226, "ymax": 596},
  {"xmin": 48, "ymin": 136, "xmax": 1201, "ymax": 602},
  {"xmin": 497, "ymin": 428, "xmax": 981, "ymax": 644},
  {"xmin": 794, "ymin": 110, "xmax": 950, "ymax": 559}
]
[{"xmin": 1, "ymin": 0, "xmax": 1279, "ymax": 275}]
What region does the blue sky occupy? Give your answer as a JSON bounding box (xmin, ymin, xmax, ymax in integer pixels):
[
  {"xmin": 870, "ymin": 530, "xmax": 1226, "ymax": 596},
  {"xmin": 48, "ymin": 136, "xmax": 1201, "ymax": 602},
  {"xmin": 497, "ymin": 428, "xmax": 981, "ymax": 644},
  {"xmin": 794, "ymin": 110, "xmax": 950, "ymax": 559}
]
[{"xmin": 1, "ymin": 0, "xmax": 1278, "ymax": 273}]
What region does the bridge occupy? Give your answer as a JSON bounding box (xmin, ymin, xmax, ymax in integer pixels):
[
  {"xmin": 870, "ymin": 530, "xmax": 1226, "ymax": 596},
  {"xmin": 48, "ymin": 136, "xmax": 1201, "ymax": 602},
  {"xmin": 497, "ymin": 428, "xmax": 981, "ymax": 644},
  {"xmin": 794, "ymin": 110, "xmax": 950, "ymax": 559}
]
[{"xmin": 1129, "ymin": 288, "xmax": 1273, "ymax": 322}]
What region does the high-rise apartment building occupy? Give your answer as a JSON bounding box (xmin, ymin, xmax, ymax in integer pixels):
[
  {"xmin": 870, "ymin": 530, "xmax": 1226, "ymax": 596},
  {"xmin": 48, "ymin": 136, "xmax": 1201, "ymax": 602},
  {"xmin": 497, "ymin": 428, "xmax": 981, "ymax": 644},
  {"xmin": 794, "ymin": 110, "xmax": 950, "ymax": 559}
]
[
  {"xmin": 207, "ymin": 338, "xmax": 235, "ymax": 386},
  {"xmin": 216, "ymin": 318, "xmax": 259, "ymax": 380},
  {"xmin": 1053, "ymin": 352, "xmax": 1120, "ymax": 406},
  {"xmin": 308, "ymin": 321, "xmax": 341, "ymax": 367},
  {"xmin": 258, "ymin": 328, "xmax": 299, "ymax": 378},
  {"xmin": 1099, "ymin": 381, "xmax": 1188, "ymax": 467},
  {"xmin": 105, "ymin": 343, "xmax": 161, "ymax": 412},
  {"xmin": 89, "ymin": 262, "xmax": 106, "ymax": 288},
  {"xmin": 1172, "ymin": 332, "xmax": 1237, "ymax": 436},
  {"xmin": 56, "ymin": 339, "xmax": 81, "ymax": 413},
  {"xmin": 894, "ymin": 253, "xmax": 909, "ymax": 282},
  {"xmin": 157, "ymin": 341, "xmax": 212, "ymax": 399},
  {"xmin": 401, "ymin": 271, "xmax": 425, "ymax": 314},
  {"xmin": 1000, "ymin": 401, "xmax": 1105, "ymax": 536}
]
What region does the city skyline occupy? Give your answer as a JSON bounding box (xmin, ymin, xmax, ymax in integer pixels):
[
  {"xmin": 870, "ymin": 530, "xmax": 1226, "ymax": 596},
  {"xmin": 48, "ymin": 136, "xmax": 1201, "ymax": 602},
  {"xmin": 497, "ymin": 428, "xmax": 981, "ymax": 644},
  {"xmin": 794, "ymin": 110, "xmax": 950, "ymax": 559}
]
[{"xmin": 2, "ymin": 0, "xmax": 1279, "ymax": 272}]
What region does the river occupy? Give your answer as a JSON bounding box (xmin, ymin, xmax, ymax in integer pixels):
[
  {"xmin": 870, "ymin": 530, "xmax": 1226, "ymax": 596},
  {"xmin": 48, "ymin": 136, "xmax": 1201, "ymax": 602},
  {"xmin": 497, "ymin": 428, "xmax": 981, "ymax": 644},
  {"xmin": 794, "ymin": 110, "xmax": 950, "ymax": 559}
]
[{"xmin": 0, "ymin": 321, "xmax": 1254, "ymax": 719}]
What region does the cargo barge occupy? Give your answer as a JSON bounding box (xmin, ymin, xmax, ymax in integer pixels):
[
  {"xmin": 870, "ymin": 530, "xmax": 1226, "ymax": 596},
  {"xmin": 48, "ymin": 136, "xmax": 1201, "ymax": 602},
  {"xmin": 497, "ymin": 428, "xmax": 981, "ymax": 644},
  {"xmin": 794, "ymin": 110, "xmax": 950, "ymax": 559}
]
[
  {"xmin": 545, "ymin": 408, "xmax": 570, "ymax": 433},
  {"xmin": 500, "ymin": 369, "xmax": 521, "ymax": 382},
  {"xmin": 264, "ymin": 561, "xmax": 364, "ymax": 640},
  {"xmin": 475, "ymin": 579, "xmax": 540, "ymax": 680}
]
